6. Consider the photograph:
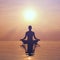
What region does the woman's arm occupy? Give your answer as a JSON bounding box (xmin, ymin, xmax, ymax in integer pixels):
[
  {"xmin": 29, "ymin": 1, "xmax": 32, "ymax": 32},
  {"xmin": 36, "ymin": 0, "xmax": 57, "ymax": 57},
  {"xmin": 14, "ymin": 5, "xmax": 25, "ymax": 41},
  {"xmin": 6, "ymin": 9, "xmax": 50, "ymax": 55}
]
[
  {"xmin": 23, "ymin": 34, "xmax": 26, "ymax": 39},
  {"xmin": 34, "ymin": 32, "xmax": 40, "ymax": 40},
  {"xmin": 34, "ymin": 32, "xmax": 38, "ymax": 39},
  {"xmin": 21, "ymin": 32, "xmax": 27, "ymax": 40}
]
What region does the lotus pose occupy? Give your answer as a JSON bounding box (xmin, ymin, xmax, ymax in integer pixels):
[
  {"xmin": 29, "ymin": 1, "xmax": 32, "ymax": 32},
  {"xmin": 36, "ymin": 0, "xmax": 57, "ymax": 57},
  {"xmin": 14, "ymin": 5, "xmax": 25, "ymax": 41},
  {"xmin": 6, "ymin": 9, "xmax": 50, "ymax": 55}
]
[{"xmin": 20, "ymin": 25, "xmax": 40, "ymax": 53}]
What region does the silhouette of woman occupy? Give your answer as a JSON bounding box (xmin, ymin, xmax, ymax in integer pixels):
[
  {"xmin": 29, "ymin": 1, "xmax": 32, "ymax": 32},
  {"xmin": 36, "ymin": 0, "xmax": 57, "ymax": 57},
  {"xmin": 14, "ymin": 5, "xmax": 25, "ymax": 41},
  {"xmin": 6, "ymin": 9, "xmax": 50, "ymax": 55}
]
[{"xmin": 20, "ymin": 25, "xmax": 40, "ymax": 53}]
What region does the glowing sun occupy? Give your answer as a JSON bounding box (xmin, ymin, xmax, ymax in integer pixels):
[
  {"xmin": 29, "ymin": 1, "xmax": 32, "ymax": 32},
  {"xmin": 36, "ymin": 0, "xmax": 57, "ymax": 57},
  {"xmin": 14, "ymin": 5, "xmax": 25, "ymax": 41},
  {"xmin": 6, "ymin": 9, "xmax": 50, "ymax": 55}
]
[{"xmin": 23, "ymin": 9, "xmax": 37, "ymax": 21}]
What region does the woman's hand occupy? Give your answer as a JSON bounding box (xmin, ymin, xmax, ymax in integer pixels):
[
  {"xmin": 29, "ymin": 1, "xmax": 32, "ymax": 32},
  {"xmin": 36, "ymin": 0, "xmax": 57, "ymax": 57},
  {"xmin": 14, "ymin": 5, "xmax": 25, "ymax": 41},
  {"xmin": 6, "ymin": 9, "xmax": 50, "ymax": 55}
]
[
  {"xmin": 37, "ymin": 39, "xmax": 40, "ymax": 41},
  {"xmin": 20, "ymin": 39, "xmax": 23, "ymax": 41}
]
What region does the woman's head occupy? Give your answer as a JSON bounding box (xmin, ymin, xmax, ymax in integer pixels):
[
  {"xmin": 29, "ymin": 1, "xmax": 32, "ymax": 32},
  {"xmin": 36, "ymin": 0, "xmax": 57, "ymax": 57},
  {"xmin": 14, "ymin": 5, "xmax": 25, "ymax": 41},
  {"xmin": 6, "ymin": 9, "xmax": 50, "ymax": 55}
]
[{"xmin": 28, "ymin": 25, "xmax": 32, "ymax": 31}]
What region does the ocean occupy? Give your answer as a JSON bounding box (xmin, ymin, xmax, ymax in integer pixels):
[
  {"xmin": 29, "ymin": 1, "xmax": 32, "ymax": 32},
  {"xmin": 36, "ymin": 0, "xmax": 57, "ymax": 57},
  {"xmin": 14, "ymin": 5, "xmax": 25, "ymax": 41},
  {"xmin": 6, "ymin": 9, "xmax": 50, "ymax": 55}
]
[{"xmin": 0, "ymin": 41, "xmax": 60, "ymax": 60}]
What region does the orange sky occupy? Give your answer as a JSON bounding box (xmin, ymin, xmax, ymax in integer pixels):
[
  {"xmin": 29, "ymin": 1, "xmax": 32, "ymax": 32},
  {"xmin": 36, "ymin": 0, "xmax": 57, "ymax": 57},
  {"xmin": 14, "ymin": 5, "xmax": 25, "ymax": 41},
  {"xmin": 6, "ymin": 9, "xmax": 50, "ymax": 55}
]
[{"xmin": 0, "ymin": 0, "xmax": 60, "ymax": 41}]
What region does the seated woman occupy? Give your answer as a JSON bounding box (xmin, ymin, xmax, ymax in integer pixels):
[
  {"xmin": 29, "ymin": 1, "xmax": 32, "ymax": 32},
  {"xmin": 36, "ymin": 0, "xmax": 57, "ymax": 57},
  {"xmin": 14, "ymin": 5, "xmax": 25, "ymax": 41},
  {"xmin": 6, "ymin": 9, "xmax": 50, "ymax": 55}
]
[{"xmin": 20, "ymin": 25, "xmax": 40, "ymax": 53}]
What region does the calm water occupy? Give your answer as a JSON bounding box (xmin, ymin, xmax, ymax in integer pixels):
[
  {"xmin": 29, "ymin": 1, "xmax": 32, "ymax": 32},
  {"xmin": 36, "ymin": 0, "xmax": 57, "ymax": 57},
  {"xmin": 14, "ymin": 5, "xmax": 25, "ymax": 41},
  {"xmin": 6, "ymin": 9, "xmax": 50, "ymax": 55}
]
[{"xmin": 0, "ymin": 41, "xmax": 60, "ymax": 60}]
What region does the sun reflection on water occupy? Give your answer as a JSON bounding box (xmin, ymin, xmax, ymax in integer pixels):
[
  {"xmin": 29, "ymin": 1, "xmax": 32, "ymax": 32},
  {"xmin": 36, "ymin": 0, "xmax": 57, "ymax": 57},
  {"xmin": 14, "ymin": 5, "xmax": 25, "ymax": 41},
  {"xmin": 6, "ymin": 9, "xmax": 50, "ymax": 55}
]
[
  {"xmin": 27, "ymin": 57, "xmax": 32, "ymax": 60},
  {"xmin": 24, "ymin": 56, "xmax": 33, "ymax": 60}
]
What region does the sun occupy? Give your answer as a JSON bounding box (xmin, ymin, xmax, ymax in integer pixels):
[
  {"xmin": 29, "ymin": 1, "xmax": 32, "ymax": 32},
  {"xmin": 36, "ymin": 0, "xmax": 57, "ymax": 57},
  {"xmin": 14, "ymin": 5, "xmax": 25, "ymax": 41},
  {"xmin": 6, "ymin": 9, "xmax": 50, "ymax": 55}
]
[{"xmin": 23, "ymin": 8, "xmax": 37, "ymax": 21}]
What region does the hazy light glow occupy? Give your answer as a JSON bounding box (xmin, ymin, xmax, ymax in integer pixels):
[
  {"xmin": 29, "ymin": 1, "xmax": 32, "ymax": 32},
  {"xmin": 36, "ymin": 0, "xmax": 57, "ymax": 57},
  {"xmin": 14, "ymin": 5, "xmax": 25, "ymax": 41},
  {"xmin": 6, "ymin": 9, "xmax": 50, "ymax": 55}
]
[
  {"xmin": 23, "ymin": 9, "xmax": 37, "ymax": 21},
  {"xmin": 27, "ymin": 57, "xmax": 32, "ymax": 60}
]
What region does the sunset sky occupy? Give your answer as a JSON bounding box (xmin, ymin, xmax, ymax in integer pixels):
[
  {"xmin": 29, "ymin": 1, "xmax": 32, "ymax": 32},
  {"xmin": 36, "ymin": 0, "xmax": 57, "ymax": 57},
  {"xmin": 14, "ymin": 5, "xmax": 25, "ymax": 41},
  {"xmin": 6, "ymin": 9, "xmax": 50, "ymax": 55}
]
[{"xmin": 0, "ymin": 0, "xmax": 60, "ymax": 41}]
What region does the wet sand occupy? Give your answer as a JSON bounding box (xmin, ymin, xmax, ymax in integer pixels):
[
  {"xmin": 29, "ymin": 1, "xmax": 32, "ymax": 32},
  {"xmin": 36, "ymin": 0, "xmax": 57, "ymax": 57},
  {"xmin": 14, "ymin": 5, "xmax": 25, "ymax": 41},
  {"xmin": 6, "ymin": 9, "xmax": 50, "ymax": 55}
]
[{"xmin": 0, "ymin": 41, "xmax": 60, "ymax": 60}]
